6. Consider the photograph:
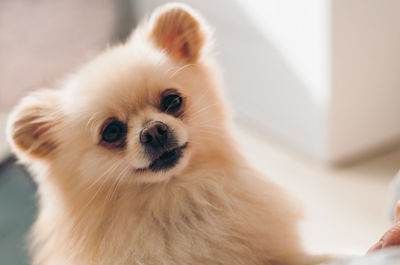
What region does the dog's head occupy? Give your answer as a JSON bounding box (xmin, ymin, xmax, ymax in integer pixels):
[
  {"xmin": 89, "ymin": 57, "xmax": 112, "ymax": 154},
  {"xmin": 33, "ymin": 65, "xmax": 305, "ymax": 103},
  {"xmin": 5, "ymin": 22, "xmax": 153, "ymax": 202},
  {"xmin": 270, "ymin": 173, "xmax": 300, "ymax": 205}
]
[{"xmin": 7, "ymin": 4, "xmax": 230, "ymax": 185}]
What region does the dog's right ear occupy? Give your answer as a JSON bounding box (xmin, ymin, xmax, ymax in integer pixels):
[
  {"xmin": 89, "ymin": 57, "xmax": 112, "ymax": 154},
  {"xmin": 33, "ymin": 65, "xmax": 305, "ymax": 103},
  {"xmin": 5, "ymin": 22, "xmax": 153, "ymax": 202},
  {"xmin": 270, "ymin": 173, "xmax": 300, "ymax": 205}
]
[{"xmin": 7, "ymin": 90, "xmax": 61, "ymax": 159}]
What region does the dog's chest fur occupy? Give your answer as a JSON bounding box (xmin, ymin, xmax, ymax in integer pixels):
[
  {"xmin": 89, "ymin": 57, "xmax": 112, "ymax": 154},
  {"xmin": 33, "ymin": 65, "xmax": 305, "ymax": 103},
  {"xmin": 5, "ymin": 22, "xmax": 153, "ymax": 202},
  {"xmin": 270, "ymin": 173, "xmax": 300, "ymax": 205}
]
[{"xmin": 33, "ymin": 169, "xmax": 303, "ymax": 265}]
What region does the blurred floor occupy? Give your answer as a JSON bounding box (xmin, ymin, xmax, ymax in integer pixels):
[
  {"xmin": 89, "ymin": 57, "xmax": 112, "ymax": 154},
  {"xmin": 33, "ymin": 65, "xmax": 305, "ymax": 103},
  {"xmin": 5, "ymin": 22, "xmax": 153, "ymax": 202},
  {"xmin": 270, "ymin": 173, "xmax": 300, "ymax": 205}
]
[
  {"xmin": 0, "ymin": 120, "xmax": 399, "ymax": 264},
  {"xmin": 235, "ymin": 119, "xmax": 400, "ymax": 256}
]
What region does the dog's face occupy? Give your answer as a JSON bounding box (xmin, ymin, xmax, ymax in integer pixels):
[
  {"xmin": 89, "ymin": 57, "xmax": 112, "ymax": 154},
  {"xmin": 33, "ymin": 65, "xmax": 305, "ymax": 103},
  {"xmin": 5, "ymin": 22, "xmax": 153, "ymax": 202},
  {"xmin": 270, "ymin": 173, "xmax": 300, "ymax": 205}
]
[{"xmin": 7, "ymin": 4, "xmax": 229, "ymax": 185}]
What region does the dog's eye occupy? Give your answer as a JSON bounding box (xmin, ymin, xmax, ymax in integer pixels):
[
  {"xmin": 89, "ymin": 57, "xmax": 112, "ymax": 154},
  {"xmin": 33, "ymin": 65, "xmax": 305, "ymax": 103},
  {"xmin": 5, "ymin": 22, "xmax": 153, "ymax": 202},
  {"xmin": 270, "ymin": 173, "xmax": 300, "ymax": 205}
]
[
  {"xmin": 102, "ymin": 120, "xmax": 126, "ymax": 143},
  {"xmin": 161, "ymin": 94, "xmax": 183, "ymax": 113}
]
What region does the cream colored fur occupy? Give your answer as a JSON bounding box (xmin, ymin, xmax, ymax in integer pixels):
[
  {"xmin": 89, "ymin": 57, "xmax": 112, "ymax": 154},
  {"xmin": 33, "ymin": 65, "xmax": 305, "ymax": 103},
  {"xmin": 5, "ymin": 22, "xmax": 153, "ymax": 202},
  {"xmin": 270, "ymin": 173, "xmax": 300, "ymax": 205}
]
[{"xmin": 7, "ymin": 3, "xmax": 334, "ymax": 265}]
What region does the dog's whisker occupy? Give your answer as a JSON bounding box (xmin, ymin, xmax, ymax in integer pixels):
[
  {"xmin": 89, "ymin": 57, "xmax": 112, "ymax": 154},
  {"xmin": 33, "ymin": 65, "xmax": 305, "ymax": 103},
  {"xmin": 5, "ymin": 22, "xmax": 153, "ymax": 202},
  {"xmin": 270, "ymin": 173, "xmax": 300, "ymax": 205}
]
[
  {"xmin": 186, "ymin": 119, "xmax": 226, "ymax": 129},
  {"xmin": 192, "ymin": 85, "xmax": 213, "ymax": 107},
  {"xmin": 191, "ymin": 127, "xmax": 225, "ymax": 133},
  {"xmin": 184, "ymin": 103, "xmax": 220, "ymax": 122},
  {"xmin": 105, "ymin": 165, "xmax": 130, "ymax": 202},
  {"xmin": 83, "ymin": 162, "xmax": 124, "ymax": 210},
  {"xmin": 85, "ymin": 111, "xmax": 104, "ymax": 132},
  {"xmin": 188, "ymin": 116, "xmax": 226, "ymax": 124},
  {"xmin": 167, "ymin": 64, "xmax": 195, "ymax": 80},
  {"xmin": 177, "ymin": 85, "xmax": 214, "ymax": 118},
  {"xmin": 86, "ymin": 162, "xmax": 121, "ymax": 190}
]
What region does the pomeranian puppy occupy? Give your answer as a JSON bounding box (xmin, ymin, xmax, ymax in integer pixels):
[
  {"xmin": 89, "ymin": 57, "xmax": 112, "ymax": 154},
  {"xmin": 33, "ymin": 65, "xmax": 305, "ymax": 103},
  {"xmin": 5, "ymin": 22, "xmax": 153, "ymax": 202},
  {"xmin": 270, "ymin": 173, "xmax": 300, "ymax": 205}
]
[{"xmin": 7, "ymin": 3, "xmax": 334, "ymax": 265}]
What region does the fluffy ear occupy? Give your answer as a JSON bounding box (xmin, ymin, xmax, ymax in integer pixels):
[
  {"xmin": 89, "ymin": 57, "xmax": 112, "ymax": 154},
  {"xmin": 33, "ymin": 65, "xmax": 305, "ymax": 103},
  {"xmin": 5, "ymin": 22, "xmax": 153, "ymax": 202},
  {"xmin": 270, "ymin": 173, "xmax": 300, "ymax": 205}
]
[
  {"xmin": 148, "ymin": 3, "xmax": 209, "ymax": 63},
  {"xmin": 7, "ymin": 90, "xmax": 61, "ymax": 159}
]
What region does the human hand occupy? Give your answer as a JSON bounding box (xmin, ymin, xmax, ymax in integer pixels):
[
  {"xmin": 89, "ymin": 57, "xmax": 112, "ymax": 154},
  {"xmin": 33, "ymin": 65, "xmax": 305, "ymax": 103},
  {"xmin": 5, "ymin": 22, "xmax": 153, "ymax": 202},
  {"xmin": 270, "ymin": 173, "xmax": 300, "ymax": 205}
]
[{"xmin": 368, "ymin": 201, "xmax": 400, "ymax": 253}]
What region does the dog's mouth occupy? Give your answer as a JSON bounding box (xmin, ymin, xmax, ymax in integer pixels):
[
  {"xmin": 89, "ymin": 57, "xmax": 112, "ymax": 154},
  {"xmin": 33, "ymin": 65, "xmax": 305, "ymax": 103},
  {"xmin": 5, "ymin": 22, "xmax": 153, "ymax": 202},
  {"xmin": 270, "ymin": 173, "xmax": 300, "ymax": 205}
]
[{"xmin": 137, "ymin": 143, "xmax": 188, "ymax": 173}]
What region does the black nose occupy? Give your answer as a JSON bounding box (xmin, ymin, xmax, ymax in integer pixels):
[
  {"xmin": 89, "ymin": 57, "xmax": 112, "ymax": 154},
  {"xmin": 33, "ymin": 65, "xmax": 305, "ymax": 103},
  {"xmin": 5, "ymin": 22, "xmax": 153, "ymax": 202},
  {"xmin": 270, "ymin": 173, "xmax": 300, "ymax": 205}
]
[{"xmin": 140, "ymin": 121, "xmax": 169, "ymax": 148}]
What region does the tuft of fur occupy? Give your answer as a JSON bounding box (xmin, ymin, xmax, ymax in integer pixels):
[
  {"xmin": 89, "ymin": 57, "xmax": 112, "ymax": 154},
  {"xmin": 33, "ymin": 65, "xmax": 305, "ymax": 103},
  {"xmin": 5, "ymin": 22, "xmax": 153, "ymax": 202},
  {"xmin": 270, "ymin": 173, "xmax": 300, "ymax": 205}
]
[{"xmin": 7, "ymin": 3, "xmax": 334, "ymax": 265}]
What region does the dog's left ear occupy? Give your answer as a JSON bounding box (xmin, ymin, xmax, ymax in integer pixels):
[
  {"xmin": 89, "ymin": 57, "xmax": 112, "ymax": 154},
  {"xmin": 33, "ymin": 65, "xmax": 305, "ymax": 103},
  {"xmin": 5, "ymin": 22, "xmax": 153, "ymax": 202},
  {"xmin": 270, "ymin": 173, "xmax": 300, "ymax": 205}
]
[{"xmin": 148, "ymin": 3, "xmax": 209, "ymax": 63}]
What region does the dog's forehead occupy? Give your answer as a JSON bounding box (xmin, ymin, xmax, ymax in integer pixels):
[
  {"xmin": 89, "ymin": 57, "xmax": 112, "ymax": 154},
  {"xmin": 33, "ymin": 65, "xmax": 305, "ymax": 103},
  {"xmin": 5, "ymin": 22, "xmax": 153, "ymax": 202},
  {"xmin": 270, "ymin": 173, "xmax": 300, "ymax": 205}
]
[{"xmin": 67, "ymin": 51, "xmax": 181, "ymax": 120}]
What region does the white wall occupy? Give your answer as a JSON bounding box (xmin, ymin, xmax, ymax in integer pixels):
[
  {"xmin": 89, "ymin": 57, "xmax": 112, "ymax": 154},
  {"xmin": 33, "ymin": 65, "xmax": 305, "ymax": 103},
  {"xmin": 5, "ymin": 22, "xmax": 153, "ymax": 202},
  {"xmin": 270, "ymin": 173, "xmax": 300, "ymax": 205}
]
[
  {"xmin": 228, "ymin": 0, "xmax": 332, "ymax": 160},
  {"xmin": 330, "ymin": 0, "xmax": 400, "ymax": 161}
]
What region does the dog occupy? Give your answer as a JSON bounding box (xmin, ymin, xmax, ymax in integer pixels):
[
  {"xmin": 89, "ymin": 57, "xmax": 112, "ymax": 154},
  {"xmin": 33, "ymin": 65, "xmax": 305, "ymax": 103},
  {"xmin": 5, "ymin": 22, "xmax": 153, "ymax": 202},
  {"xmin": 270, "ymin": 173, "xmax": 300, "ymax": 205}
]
[{"xmin": 7, "ymin": 3, "xmax": 335, "ymax": 265}]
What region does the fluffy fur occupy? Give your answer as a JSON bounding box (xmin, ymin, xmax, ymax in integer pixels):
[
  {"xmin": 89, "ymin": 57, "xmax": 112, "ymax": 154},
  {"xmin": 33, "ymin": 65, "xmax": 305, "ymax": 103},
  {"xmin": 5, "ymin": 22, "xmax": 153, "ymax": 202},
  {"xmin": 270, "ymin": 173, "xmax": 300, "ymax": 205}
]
[{"xmin": 7, "ymin": 4, "xmax": 334, "ymax": 265}]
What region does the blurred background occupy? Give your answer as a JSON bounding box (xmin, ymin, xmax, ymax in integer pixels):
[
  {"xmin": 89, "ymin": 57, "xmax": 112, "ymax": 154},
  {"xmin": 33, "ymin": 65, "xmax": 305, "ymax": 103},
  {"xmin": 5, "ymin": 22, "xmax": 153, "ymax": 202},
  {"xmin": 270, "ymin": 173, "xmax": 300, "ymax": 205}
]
[{"xmin": 0, "ymin": 0, "xmax": 400, "ymax": 264}]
